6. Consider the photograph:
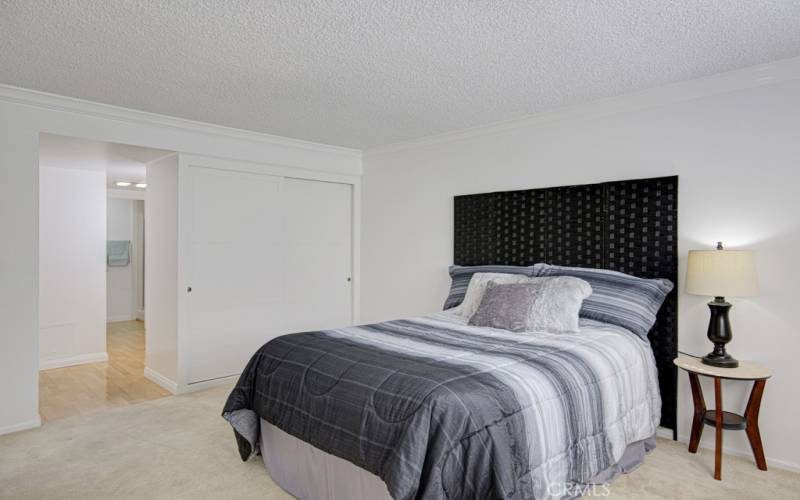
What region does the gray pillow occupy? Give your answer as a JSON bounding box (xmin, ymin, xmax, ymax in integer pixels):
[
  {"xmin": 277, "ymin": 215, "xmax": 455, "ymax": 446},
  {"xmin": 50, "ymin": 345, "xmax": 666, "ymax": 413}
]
[
  {"xmin": 454, "ymin": 272, "xmax": 536, "ymax": 319},
  {"xmin": 534, "ymin": 264, "xmax": 674, "ymax": 340},
  {"xmin": 443, "ymin": 265, "xmax": 536, "ymax": 310},
  {"xmin": 468, "ymin": 277, "xmax": 592, "ymax": 333}
]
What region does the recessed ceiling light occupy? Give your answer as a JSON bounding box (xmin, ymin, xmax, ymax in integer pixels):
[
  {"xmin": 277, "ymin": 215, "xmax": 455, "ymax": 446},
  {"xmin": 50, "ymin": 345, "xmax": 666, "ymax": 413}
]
[
  {"xmin": 114, "ymin": 181, "xmax": 132, "ymax": 187},
  {"xmin": 135, "ymin": 183, "xmax": 147, "ymax": 189}
]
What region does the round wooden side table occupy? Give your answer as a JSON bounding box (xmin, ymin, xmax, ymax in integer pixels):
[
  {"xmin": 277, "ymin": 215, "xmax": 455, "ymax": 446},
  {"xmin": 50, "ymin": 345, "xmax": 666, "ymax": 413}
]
[{"xmin": 673, "ymin": 354, "xmax": 772, "ymax": 481}]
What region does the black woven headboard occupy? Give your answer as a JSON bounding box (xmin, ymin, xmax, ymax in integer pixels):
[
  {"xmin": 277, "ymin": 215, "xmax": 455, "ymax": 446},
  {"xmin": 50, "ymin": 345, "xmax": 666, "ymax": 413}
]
[{"xmin": 454, "ymin": 175, "xmax": 678, "ymax": 437}]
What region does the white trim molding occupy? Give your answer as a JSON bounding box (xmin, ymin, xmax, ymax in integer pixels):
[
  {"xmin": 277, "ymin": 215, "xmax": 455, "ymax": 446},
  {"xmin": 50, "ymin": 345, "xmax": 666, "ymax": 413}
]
[
  {"xmin": 144, "ymin": 367, "xmax": 178, "ymax": 394},
  {"xmin": 365, "ymin": 55, "xmax": 800, "ymax": 157},
  {"xmin": 40, "ymin": 352, "xmax": 108, "ymax": 370},
  {"xmin": 655, "ymin": 427, "xmax": 675, "ymax": 440},
  {"xmin": 177, "ymin": 152, "xmax": 361, "ymax": 185},
  {"xmin": 180, "ymin": 374, "xmax": 241, "ymax": 394},
  {"xmin": 0, "ymin": 85, "xmax": 361, "ymax": 160},
  {"xmin": 0, "ymin": 416, "xmax": 41, "ymax": 436},
  {"xmin": 675, "ymin": 431, "xmax": 800, "ymax": 473},
  {"xmin": 651, "ymin": 427, "xmax": 798, "ymax": 473},
  {"xmin": 144, "ymin": 151, "xmax": 179, "ymax": 166}
]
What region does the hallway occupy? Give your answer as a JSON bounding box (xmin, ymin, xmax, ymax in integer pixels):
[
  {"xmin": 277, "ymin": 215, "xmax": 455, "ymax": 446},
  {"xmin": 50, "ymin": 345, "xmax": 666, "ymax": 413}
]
[{"xmin": 39, "ymin": 321, "xmax": 170, "ymax": 422}]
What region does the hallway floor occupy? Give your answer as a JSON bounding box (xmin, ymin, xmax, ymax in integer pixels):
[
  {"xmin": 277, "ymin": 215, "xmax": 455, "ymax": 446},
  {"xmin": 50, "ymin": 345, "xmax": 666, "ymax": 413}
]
[{"xmin": 39, "ymin": 320, "xmax": 171, "ymax": 422}]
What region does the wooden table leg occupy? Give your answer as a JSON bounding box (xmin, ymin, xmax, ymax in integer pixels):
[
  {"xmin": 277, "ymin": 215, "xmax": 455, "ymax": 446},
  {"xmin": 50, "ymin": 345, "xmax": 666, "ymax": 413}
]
[
  {"xmin": 714, "ymin": 377, "xmax": 723, "ymax": 481},
  {"xmin": 688, "ymin": 372, "xmax": 705, "ymax": 453},
  {"xmin": 744, "ymin": 380, "xmax": 768, "ymax": 471}
]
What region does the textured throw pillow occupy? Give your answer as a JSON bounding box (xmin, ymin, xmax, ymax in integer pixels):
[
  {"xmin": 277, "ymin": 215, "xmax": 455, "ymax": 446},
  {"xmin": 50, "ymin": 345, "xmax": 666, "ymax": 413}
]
[
  {"xmin": 443, "ymin": 265, "xmax": 536, "ymax": 310},
  {"xmin": 468, "ymin": 277, "xmax": 592, "ymax": 333},
  {"xmin": 534, "ymin": 264, "xmax": 674, "ymax": 340},
  {"xmin": 454, "ymin": 272, "xmax": 536, "ymax": 318}
]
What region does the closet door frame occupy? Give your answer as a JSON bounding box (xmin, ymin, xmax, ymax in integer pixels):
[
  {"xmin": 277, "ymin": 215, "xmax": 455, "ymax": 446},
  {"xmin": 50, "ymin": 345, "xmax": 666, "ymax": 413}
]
[{"xmin": 176, "ymin": 153, "xmax": 361, "ymax": 393}]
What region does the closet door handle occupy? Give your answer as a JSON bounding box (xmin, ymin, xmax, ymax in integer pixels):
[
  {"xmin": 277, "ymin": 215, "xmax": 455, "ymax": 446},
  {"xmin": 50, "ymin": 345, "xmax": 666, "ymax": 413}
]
[
  {"xmin": 187, "ymin": 286, "xmax": 193, "ymax": 293},
  {"xmin": 346, "ymin": 277, "xmax": 351, "ymax": 282}
]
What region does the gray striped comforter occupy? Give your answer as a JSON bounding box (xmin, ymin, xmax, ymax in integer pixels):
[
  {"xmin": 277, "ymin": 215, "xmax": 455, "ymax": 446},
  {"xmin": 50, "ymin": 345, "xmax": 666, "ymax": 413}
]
[{"xmin": 223, "ymin": 312, "xmax": 660, "ymax": 500}]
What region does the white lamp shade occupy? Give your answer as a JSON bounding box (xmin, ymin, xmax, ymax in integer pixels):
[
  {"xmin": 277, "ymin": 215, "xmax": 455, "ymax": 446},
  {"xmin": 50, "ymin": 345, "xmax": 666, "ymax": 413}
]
[{"xmin": 686, "ymin": 249, "xmax": 758, "ymax": 297}]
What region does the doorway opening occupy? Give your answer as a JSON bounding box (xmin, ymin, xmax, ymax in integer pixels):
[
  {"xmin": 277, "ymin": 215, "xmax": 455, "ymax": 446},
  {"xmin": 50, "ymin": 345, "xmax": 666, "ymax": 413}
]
[{"xmin": 38, "ymin": 133, "xmax": 175, "ymax": 422}]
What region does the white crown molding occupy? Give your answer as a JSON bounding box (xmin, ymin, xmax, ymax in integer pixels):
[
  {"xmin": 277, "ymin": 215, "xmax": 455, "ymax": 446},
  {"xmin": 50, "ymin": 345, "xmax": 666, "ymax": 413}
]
[
  {"xmin": 365, "ymin": 55, "xmax": 800, "ymax": 157},
  {"xmin": 0, "ymin": 84, "xmax": 361, "ymax": 159},
  {"xmin": 4, "ymin": 56, "xmax": 799, "ymax": 160}
]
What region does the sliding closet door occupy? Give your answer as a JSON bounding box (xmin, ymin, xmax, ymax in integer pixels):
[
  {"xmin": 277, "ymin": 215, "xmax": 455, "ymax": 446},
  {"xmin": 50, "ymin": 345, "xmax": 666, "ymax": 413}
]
[
  {"xmin": 283, "ymin": 178, "xmax": 352, "ymax": 333},
  {"xmin": 184, "ymin": 165, "xmax": 353, "ymax": 385},
  {"xmin": 185, "ymin": 167, "xmax": 286, "ymax": 384}
]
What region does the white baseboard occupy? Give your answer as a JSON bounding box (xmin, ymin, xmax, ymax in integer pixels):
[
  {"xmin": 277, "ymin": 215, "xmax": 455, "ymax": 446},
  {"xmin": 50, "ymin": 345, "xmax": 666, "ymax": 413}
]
[
  {"xmin": 135, "ymin": 309, "xmax": 145, "ymax": 322},
  {"xmin": 144, "ymin": 367, "xmax": 178, "ymax": 394},
  {"xmin": 40, "ymin": 352, "xmax": 108, "ymax": 370},
  {"xmin": 107, "ymin": 315, "xmax": 134, "ymax": 323},
  {"xmin": 0, "ymin": 415, "xmax": 41, "ymax": 436},
  {"xmin": 673, "ymin": 430, "xmax": 800, "ymax": 473},
  {"xmin": 180, "ymin": 373, "xmax": 240, "ymax": 394},
  {"xmin": 655, "ymin": 426, "xmax": 675, "ymax": 440}
]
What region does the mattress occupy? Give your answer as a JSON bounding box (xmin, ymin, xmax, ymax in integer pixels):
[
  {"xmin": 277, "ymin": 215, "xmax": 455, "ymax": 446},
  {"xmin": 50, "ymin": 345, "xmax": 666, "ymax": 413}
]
[{"xmin": 225, "ymin": 311, "xmax": 661, "ymax": 499}]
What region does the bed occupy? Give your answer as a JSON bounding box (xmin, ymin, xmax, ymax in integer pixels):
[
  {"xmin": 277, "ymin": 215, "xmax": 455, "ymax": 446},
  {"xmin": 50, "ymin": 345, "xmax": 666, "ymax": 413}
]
[
  {"xmin": 226, "ymin": 312, "xmax": 660, "ymax": 499},
  {"xmin": 223, "ymin": 176, "xmax": 678, "ymax": 499}
]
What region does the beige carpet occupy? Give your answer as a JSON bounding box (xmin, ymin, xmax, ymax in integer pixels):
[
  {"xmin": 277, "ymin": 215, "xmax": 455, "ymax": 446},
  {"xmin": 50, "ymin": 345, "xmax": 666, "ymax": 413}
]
[{"xmin": 1, "ymin": 384, "xmax": 797, "ymax": 500}]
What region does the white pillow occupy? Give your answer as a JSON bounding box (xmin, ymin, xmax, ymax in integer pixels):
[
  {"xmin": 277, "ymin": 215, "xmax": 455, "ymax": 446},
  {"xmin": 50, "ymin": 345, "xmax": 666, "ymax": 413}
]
[{"xmin": 453, "ymin": 272, "xmax": 533, "ymax": 318}]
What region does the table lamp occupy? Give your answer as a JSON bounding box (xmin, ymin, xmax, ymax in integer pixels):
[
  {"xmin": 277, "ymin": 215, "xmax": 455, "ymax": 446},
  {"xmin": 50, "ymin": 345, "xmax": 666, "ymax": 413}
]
[{"xmin": 686, "ymin": 242, "xmax": 758, "ymax": 368}]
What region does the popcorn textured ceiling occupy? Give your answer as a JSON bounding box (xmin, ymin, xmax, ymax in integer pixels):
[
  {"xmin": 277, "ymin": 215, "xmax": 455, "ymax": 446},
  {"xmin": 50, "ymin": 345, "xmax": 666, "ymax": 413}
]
[{"xmin": 1, "ymin": 1, "xmax": 799, "ymax": 148}]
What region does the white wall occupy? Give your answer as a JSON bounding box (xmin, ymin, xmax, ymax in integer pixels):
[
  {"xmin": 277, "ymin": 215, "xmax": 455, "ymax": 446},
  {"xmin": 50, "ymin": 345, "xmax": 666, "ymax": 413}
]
[
  {"xmin": 144, "ymin": 154, "xmax": 179, "ymax": 391},
  {"xmin": 106, "ymin": 197, "xmax": 134, "ymax": 322},
  {"xmin": 362, "ymin": 72, "xmax": 800, "ymax": 469},
  {"xmin": 38, "ymin": 166, "xmax": 107, "ymax": 369},
  {"xmin": 0, "ymin": 84, "xmax": 361, "ymax": 436}
]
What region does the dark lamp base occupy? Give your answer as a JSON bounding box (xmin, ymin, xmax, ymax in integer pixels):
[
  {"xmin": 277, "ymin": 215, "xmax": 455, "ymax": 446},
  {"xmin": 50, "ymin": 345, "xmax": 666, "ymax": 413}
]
[
  {"xmin": 703, "ymin": 297, "xmax": 739, "ymax": 369},
  {"xmin": 702, "ymin": 351, "xmax": 739, "ymax": 368}
]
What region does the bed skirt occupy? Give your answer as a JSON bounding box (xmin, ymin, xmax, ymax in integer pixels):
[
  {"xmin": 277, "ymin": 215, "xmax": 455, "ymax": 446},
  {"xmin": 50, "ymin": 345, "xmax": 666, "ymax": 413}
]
[{"xmin": 259, "ymin": 419, "xmax": 655, "ymax": 499}]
